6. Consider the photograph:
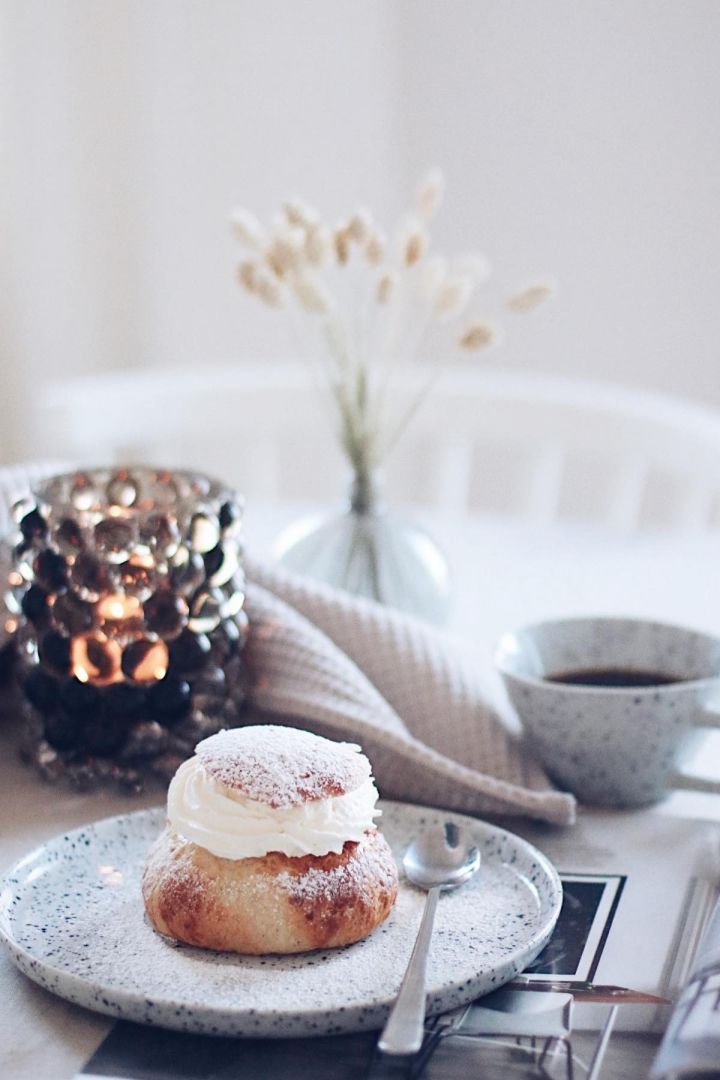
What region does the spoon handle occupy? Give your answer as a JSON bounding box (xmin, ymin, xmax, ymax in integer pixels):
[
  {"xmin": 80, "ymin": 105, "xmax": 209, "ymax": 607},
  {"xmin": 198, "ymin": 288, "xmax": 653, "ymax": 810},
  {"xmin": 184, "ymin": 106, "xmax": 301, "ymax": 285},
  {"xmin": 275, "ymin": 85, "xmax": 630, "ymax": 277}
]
[{"xmin": 377, "ymin": 885, "xmax": 440, "ymax": 1056}]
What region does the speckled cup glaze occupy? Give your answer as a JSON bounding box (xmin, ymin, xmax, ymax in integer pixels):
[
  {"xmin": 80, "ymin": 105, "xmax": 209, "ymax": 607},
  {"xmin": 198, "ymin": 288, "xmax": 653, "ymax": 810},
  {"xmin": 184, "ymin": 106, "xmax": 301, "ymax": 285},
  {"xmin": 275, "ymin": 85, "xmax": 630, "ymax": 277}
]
[{"xmin": 495, "ymin": 617, "xmax": 720, "ymax": 807}]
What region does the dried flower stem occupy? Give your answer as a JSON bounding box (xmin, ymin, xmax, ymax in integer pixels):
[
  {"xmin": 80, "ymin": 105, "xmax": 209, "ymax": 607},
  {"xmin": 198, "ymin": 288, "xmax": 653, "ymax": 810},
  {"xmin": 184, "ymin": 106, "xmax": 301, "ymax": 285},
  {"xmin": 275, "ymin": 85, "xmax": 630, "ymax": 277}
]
[{"xmin": 231, "ymin": 170, "xmax": 552, "ymax": 506}]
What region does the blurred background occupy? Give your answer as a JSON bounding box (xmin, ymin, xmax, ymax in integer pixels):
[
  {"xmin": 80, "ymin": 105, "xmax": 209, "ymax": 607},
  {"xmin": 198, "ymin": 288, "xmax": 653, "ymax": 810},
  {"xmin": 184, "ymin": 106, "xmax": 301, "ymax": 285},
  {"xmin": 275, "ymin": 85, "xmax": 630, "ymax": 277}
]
[{"xmin": 1, "ymin": 0, "xmax": 719, "ymax": 465}]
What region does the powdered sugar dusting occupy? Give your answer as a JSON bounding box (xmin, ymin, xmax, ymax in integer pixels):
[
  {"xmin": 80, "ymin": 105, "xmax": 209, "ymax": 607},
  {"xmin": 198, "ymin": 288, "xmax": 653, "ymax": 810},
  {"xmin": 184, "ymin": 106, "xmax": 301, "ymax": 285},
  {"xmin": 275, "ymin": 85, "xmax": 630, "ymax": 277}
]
[
  {"xmin": 195, "ymin": 726, "xmax": 371, "ymax": 808},
  {"xmin": 276, "ymin": 831, "xmax": 397, "ymax": 906}
]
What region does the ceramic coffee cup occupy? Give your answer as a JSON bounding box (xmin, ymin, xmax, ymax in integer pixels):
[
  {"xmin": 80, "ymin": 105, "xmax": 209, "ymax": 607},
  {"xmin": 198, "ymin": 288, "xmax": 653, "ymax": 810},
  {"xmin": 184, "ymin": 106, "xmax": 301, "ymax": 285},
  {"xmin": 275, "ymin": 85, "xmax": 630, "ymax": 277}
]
[{"xmin": 495, "ymin": 616, "xmax": 720, "ymax": 807}]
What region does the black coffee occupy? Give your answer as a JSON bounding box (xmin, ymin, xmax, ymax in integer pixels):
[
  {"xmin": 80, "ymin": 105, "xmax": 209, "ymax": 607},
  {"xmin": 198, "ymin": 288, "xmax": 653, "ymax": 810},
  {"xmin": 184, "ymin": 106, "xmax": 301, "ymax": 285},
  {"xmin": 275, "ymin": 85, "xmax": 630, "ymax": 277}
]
[{"xmin": 546, "ymin": 667, "xmax": 685, "ymax": 688}]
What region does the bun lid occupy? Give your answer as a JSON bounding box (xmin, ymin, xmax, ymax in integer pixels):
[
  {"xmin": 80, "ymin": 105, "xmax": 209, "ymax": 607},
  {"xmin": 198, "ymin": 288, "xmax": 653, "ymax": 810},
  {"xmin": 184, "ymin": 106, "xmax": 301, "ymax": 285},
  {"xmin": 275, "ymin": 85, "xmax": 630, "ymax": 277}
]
[{"xmin": 195, "ymin": 725, "xmax": 372, "ymax": 809}]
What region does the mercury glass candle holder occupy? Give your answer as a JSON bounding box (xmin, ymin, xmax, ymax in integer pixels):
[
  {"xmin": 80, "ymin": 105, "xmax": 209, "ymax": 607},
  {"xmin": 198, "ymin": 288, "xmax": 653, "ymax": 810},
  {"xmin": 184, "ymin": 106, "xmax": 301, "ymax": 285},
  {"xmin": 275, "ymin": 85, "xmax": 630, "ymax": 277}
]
[{"xmin": 4, "ymin": 466, "xmax": 248, "ymax": 792}]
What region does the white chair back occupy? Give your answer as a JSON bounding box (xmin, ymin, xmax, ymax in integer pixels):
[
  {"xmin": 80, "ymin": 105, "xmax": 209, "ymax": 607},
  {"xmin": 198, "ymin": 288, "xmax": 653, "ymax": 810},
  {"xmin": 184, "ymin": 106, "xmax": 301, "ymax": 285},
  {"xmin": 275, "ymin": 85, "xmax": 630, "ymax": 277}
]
[{"xmin": 32, "ymin": 364, "xmax": 720, "ymax": 532}]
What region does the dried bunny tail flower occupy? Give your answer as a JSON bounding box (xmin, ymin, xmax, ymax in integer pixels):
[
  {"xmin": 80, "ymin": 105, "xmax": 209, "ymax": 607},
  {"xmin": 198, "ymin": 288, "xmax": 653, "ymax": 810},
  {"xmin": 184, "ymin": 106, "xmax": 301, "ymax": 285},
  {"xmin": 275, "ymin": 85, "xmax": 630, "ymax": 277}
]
[
  {"xmin": 418, "ymin": 256, "xmax": 448, "ymax": 302},
  {"xmin": 416, "ymin": 169, "xmax": 445, "ymax": 220},
  {"xmin": 265, "ymin": 247, "xmax": 284, "ymax": 278},
  {"xmin": 237, "ymin": 260, "xmax": 260, "ymax": 292},
  {"xmin": 433, "ymin": 274, "xmax": 474, "ymax": 320},
  {"xmin": 507, "ymin": 280, "xmax": 556, "ymax": 313},
  {"xmin": 364, "ymin": 230, "xmax": 385, "ymax": 265},
  {"xmin": 397, "ymin": 215, "xmax": 429, "ymax": 267},
  {"xmin": 292, "ymin": 273, "xmax": 334, "ymax": 314},
  {"xmin": 230, "ymin": 208, "xmax": 266, "ymax": 250},
  {"xmin": 334, "ymin": 224, "xmax": 351, "ymax": 265},
  {"xmin": 237, "ymin": 260, "xmax": 283, "ymax": 307},
  {"xmin": 458, "ymin": 319, "xmax": 501, "ymax": 350},
  {"xmin": 377, "ymin": 271, "xmax": 397, "ymax": 304},
  {"xmin": 346, "ymin": 209, "xmax": 373, "ymax": 243},
  {"xmin": 266, "ymin": 223, "xmax": 307, "ymax": 277},
  {"xmin": 254, "ymin": 273, "xmax": 284, "ymax": 307},
  {"xmin": 455, "ymin": 253, "xmax": 492, "ymax": 286},
  {"xmin": 283, "ymin": 199, "xmax": 319, "ymax": 228},
  {"xmin": 304, "ymin": 222, "xmax": 332, "ymax": 265}
]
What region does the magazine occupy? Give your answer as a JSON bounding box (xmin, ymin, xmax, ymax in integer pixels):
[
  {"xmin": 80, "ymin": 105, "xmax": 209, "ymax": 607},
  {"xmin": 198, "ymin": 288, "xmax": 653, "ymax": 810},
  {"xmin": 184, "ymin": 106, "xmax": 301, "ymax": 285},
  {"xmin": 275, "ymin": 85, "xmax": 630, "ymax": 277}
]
[{"xmin": 510, "ymin": 807, "xmax": 720, "ymax": 1033}]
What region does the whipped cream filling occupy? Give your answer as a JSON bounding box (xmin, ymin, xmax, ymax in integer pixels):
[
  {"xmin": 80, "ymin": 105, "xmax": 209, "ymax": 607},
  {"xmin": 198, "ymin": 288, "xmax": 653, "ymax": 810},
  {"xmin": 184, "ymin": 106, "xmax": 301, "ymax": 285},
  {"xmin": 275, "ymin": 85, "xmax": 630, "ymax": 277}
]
[{"xmin": 167, "ymin": 755, "xmax": 381, "ymax": 859}]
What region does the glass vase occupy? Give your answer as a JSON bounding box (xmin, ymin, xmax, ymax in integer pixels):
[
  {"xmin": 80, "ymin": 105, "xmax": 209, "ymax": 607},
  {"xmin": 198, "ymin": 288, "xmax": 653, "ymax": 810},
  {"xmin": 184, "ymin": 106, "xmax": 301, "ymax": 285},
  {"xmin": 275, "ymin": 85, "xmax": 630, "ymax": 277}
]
[{"xmin": 273, "ymin": 471, "xmax": 451, "ymax": 625}]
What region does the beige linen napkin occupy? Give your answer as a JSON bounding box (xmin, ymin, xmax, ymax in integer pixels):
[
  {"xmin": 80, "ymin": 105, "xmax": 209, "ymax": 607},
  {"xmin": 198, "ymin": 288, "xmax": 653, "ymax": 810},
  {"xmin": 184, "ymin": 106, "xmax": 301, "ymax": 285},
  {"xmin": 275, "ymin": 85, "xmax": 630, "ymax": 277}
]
[
  {"xmin": 243, "ymin": 556, "xmax": 576, "ymax": 826},
  {"xmin": 0, "ymin": 464, "xmax": 575, "ymax": 826}
]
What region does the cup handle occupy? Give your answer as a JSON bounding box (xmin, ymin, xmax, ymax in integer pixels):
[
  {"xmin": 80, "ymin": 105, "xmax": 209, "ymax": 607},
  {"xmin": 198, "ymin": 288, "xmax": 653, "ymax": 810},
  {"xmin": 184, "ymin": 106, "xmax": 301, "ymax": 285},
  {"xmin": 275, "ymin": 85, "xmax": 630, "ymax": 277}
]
[
  {"xmin": 693, "ymin": 703, "xmax": 720, "ymax": 729},
  {"xmin": 670, "ymin": 703, "xmax": 720, "ymax": 793},
  {"xmin": 668, "ymin": 772, "xmax": 720, "ymax": 794}
]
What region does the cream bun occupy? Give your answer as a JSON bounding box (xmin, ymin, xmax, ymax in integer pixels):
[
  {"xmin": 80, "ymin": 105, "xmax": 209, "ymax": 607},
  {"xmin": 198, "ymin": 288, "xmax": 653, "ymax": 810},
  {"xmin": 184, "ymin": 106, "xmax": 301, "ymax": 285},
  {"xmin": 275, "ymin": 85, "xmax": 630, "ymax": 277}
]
[{"xmin": 142, "ymin": 725, "xmax": 398, "ymax": 953}]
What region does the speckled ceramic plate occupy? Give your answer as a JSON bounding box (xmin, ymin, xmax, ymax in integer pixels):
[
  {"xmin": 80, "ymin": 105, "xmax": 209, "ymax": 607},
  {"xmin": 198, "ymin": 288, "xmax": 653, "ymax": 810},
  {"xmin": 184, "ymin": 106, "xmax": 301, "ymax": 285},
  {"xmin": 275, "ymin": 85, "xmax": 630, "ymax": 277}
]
[{"xmin": 0, "ymin": 802, "xmax": 561, "ymax": 1038}]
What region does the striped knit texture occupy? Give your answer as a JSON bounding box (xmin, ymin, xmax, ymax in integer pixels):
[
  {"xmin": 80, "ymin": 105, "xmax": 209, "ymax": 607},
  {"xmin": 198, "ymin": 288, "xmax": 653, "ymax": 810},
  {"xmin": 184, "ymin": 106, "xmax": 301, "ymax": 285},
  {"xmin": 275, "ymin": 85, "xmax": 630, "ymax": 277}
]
[{"xmin": 244, "ymin": 558, "xmax": 575, "ymax": 825}]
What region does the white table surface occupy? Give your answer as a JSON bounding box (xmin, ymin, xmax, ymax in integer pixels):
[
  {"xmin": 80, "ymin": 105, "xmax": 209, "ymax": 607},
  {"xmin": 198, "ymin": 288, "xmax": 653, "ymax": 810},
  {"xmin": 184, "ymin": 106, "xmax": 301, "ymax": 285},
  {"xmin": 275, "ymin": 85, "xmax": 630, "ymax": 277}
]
[{"xmin": 3, "ymin": 504, "xmax": 720, "ymax": 1079}]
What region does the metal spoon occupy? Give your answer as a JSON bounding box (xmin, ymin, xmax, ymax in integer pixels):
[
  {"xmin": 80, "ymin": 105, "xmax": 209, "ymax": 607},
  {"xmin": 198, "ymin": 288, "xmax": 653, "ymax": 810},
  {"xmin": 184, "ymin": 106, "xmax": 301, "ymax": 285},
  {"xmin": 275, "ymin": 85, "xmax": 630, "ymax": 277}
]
[{"xmin": 378, "ymin": 821, "xmax": 481, "ymax": 1057}]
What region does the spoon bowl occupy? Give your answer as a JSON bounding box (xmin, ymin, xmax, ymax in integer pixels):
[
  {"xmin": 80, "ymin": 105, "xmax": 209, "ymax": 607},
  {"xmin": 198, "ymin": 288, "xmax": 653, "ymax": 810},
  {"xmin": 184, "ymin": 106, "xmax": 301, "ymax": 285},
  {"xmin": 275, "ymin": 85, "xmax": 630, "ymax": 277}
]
[
  {"xmin": 378, "ymin": 822, "xmax": 481, "ymax": 1056},
  {"xmin": 403, "ymin": 821, "xmax": 481, "ymax": 891}
]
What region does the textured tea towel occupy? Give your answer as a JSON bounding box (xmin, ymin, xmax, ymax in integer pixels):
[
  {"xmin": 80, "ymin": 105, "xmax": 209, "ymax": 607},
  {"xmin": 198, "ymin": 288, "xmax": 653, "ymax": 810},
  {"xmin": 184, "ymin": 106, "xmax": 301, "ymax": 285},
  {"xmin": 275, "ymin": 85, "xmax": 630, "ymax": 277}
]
[{"xmin": 243, "ymin": 556, "xmax": 576, "ymax": 826}]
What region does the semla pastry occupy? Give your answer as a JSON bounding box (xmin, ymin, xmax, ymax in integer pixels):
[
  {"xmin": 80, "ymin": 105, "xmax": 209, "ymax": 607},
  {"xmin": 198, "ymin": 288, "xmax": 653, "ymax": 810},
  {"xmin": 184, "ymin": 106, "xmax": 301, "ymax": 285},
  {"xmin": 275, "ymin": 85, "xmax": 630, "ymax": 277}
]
[{"xmin": 142, "ymin": 725, "xmax": 398, "ymax": 953}]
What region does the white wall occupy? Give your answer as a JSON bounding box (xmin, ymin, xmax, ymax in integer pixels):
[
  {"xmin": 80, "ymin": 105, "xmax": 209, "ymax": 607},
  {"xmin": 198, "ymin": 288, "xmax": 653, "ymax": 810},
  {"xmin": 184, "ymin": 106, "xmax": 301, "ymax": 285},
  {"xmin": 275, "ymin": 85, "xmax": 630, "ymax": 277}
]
[
  {"xmin": 397, "ymin": 1, "xmax": 720, "ymax": 399},
  {"xmin": 1, "ymin": 1, "xmax": 719, "ymax": 462}
]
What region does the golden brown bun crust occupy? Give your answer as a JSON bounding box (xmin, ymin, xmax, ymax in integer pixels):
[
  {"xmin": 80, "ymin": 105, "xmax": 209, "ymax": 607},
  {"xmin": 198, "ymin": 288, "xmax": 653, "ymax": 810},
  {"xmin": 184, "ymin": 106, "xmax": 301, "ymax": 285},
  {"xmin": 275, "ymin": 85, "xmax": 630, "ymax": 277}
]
[{"xmin": 142, "ymin": 826, "xmax": 398, "ymax": 954}]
